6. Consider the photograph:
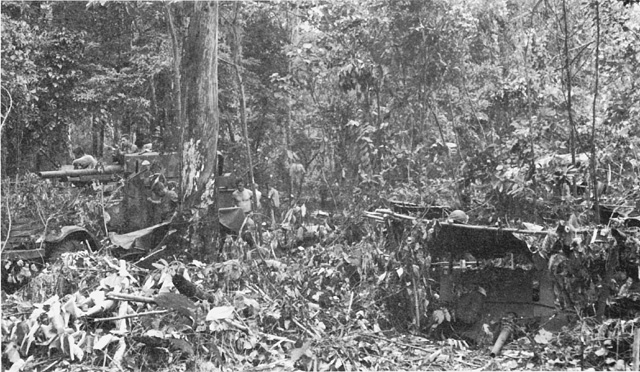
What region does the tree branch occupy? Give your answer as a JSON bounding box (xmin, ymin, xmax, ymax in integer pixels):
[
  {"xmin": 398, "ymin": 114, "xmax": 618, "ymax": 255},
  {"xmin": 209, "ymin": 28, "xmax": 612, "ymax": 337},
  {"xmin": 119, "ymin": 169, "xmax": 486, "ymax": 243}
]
[{"xmin": 93, "ymin": 309, "xmax": 170, "ymax": 322}]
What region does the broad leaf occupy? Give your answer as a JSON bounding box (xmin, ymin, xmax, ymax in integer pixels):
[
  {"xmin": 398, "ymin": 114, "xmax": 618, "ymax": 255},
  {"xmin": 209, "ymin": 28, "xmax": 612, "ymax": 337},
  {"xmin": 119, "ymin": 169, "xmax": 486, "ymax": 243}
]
[{"xmin": 206, "ymin": 306, "xmax": 235, "ymax": 321}]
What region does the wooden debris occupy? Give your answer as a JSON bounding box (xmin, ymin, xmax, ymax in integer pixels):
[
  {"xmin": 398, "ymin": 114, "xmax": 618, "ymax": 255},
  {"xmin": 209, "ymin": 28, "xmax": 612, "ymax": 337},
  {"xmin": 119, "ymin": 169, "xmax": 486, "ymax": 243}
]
[
  {"xmin": 93, "ymin": 309, "xmax": 170, "ymax": 322},
  {"xmin": 106, "ymin": 292, "xmax": 155, "ymax": 303},
  {"xmin": 365, "ymin": 208, "xmax": 557, "ymax": 236}
]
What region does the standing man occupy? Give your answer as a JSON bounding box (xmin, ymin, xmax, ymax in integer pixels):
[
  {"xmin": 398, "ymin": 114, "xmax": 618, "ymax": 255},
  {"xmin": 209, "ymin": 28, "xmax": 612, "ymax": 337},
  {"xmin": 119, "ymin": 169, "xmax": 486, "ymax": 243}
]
[
  {"xmin": 266, "ymin": 182, "xmax": 280, "ymax": 225},
  {"xmin": 148, "ymin": 177, "xmax": 179, "ymax": 222},
  {"xmin": 232, "ymin": 179, "xmax": 257, "ymax": 247},
  {"xmin": 232, "ymin": 179, "xmax": 254, "ymax": 215}
]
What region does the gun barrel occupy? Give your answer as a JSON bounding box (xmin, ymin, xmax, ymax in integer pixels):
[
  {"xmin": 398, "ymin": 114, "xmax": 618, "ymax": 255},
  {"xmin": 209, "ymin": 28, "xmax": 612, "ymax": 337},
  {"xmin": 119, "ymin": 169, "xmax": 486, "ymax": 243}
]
[{"xmin": 39, "ymin": 165, "xmax": 124, "ymax": 179}]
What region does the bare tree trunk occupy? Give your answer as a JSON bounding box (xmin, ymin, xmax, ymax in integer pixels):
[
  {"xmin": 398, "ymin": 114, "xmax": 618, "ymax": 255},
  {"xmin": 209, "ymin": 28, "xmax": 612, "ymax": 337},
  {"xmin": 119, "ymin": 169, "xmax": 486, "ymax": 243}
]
[
  {"xmin": 165, "ymin": 3, "xmax": 184, "ymax": 197},
  {"xmin": 562, "ymin": 0, "xmax": 577, "ymax": 195},
  {"xmin": 230, "ymin": 3, "xmax": 262, "ymax": 245},
  {"xmin": 591, "ymin": 0, "xmax": 601, "ymax": 224},
  {"xmin": 99, "ymin": 119, "xmax": 105, "ymax": 158},
  {"xmin": 286, "ymin": 101, "xmax": 293, "ymax": 204},
  {"xmin": 91, "ymin": 115, "xmax": 102, "ymax": 157},
  {"xmin": 91, "ymin": 115, "xmax": 96, "ymax": 156},
  {"xmin": 180, "ymin": 1, "xmax": 220, "ymax": 259},
  {"xmin": 523, "ymin": 24, "xmax": 538, "ymax": 220},
  {"xmin": 286, "ymin": 3, "xmax": 299, "ymax": 207},
  {"xmin": 149, "ymin": 75, "xmax": 159, "ymax": 141}
]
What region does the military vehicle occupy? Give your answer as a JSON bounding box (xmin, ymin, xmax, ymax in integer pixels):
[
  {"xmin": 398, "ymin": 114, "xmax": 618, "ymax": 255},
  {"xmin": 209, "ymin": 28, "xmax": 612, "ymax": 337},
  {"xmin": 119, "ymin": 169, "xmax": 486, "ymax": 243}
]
[
  {"xmin": 1, "ymin": 203, "xmax": 100, "ymax": 293},
  {"xmin": 2, "ymin": 222, "xmax": 98, "ymax": 261},
  {"xmin": 2, "ymin": 151, "xmax": 246, "ymax": 282}
]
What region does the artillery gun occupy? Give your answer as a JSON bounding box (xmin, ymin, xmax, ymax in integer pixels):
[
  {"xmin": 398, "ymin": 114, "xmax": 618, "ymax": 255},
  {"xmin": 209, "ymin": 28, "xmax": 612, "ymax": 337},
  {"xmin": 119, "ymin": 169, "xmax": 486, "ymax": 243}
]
[
  {"xmin": 2, "ymin": 151, "xmax": 246, "ymax": 290},
  {"xmin": 37, "ymin": 152, "xmax": 245, "ymax": 259},
  {"xmin": 1, "ymin": 156, "xmax": 156, "ymax": 291},
  {"xmin": 0, "ymin": 154, "xmax": 168, "ymax": 290},
  {"xmin": 3, "ymin": 150, "xmax": 246, "ymax": 278}
]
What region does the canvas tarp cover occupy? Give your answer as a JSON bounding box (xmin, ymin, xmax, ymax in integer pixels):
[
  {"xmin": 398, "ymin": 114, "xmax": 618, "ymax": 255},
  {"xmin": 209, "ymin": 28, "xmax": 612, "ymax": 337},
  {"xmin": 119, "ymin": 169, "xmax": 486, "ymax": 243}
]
[
  {"xmin": 109, "ymin": 222, "xmax": 171, "ymax": 251},
  {"xmin": 432, "ymin": 223, "xmax": 532, "ymax": 260},
  {"xmin": 219, "ymin": 207, "xmax": 246, "ymax": 233}
]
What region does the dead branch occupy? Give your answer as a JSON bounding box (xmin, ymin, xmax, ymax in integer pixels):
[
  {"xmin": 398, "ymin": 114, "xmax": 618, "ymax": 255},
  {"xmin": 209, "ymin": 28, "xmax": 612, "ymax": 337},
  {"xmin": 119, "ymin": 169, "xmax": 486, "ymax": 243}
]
[
  {"xmin": 292, "ymin": 317, "xmax": 321, "ymax": 339},
  {"xmin": 106, "ymin": 292, "xmax": 156, "ymax": 303},
  {"xmin": 259, "ymin": 332, "xmax": 295, "ymax": 344},
  {"xmin": 363, "ymin": 333, "xmax": 436, "ymax": 354},
  {"xmin": 93, "ymin": 309, "xmax": 170, "ymax": 322}
]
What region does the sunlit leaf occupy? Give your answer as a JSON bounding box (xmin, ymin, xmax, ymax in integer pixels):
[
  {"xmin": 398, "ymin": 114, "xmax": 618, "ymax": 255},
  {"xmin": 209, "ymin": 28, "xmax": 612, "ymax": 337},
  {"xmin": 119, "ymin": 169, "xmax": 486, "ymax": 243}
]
[
  {"xmin": 534, "ymin": 328, "xmax": 553, "ymax": 344},
  {"xmin": 93, "ymin": 334, "xmax": 118, "ymax": 351},
  {"xmin": 206, "ymin": 306, "xmax": 235, "ymax": 321},
  {"xmin": 290, "ymin": 340, "xmax": 312, "ymax": 363}
]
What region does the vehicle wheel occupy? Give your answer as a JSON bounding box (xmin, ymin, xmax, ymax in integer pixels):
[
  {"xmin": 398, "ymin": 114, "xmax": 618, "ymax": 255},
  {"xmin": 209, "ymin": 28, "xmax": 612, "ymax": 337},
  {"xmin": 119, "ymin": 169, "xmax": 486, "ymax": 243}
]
[{"xmin": 47, "ymin": 239, "xmax": 88, "ymax": 262}]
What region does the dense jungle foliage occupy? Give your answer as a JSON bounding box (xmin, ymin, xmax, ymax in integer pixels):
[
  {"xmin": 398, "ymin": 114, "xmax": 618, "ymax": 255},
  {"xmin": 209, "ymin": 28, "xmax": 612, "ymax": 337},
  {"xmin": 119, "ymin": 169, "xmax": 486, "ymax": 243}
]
[
  {"xmin": 2, "ymin": 0, "xmax": 640, "ymax": 371},
  {"xmin": 1, "ymin": 0, "xmax": 638, "ymax": 220}
]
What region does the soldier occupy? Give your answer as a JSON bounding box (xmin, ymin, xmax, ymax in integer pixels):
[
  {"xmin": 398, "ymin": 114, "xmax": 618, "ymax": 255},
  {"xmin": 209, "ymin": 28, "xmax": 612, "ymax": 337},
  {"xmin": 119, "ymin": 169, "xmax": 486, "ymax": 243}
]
[
  {"xmin": 119, "ymin": 135, "xmax": 139, "ymax": 154},
  {"xmin": 232, "ymin": 179, "xmax": 254, "ymax": 215},
  {"xmin": 148, "ymin": 175, "xmax": 179, "ymax": 222},
  {"xmin": 265, "ymin": 182, "xmax": 280, "ymax": 224},
  {"xmin": 72, "ymin": 147, "xmax": 97, "ymax": 169},
  {"xmin": 110, "ymin": 135, "xmax": 139, "ymax": 164}
]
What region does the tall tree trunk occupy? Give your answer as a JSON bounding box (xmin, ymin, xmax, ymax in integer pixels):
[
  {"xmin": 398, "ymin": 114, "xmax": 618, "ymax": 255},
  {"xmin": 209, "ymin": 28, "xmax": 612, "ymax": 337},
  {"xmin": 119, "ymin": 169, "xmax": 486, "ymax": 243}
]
[
  {"xmin": 230, "ymin": 2, "xmax": 262, "ymax": 245},
  {"xmin": 91, "ymin": 115, "xmax": 99, "ymax": 157},
  {"xmin": 591, "ymin": 0, "xmax": 601, "ymax": 225},
  {"xmin": 149, "ymin": 75, "xmax": 159, "ymax": 141},
  {"xmin": 165, "ymin": 3, "xmax": 184, "ymax": 187},
  {"xmin": 227, "ymin": 118, "xmax": 236, "ymax": 143},
  {"xmin": 180, "ymin": 1, "xmax": 219, "ymax": 258},
  {"xmin": 562, "ymin": 0, "xmax": 577, "ymax": 195},
  {"xmin": 98, "ymin": 118, "xmax": 104, "ymax": 158},
  {"xmin": 523, "ymin": 25, "xmax": 538, "ymax": 219},
  {"xmin": 286, "ymin": 3, "xmax": 299, "ymax": 206}
]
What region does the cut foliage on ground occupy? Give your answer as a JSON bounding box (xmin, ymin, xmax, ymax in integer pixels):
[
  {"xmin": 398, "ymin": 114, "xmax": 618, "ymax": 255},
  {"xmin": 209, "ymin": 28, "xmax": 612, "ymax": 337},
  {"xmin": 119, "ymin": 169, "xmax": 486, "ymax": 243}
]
[{"xmin": 3, "ymin": 233, "xmax": 640, "ymax": 371}]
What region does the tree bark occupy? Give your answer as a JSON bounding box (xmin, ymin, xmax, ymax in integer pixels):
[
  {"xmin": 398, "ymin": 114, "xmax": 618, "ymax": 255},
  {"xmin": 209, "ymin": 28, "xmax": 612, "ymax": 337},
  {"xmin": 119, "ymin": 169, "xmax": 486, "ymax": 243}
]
[
  {"xmin": 91, "ymin": 115, "xmax": 97, "ymax": 157},
  {"xmin": 230, "ymin": 2, "xmax": 262, "ymax": 245},
  {"xmin": 180, "ymin": 1, "xmax": 220, "ymax": 258},
  {"xmin": 165, "ymin": 3, "xmax": 184, "ymax": 188},
  {"xmin": 562, "ymin": 0, "xmax": 577, "ymax": 195},
  {"xmin": 590, "ymin": 0, "xmax": 601, "ymax": 224},
  {"xmin": 286, "ymin": 3, "xmax": 299, "ymax": 206},
  {"xmin": 149, "ymin": 75, "xmax": 158, "ymax": 138}
]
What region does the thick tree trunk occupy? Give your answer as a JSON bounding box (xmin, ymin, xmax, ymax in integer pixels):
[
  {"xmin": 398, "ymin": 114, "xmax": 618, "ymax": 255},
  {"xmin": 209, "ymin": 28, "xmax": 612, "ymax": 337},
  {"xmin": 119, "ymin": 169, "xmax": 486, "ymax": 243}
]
[
  {"xmin": 165, "ymin": 3, "xmax": 184, "ymax": 179},
  {"xmin": 180, "ymin": 1, "xmax": 219, "ymax": 257}
]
